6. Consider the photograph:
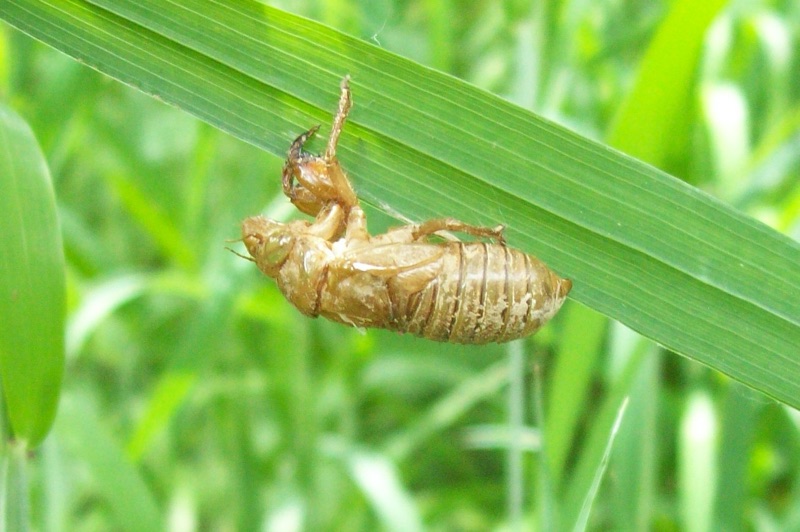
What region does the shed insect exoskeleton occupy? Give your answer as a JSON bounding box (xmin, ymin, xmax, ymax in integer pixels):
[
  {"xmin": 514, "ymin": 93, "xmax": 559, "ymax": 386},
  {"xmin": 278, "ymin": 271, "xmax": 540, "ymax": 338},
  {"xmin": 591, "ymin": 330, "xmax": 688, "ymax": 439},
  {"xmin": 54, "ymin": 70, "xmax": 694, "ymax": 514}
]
[{"xmin": 240, "ymin": 77, "xmax": 572, "ymax": 344}]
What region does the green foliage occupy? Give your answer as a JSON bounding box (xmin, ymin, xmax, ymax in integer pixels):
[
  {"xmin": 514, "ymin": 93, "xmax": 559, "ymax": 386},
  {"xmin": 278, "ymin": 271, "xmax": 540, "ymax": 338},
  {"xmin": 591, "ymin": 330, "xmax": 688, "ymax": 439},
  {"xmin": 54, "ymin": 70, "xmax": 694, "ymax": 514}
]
[
  {"xmin": 0, "ymin": 102, "xmax": 64, "ymax": 447},
  {"xmin": 0, "ymin": 0, "xmax": 798, "ymax": 530},
  {"xmin": 4, "ymin": 0, "xmax": 799, "ymax": 407}
]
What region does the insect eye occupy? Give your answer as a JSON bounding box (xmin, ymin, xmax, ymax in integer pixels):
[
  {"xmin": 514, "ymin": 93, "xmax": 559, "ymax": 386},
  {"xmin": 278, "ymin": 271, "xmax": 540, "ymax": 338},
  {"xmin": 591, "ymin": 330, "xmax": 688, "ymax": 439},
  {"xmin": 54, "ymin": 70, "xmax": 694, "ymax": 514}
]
[
  {"xmin": 243, "ymin": 232, "xmax": 264, "ymax": 256},
  {"xmin": 259, "ymin": 233, "xmax": 293, "ymax": 268},
  {"xmin": 264, "ymin": 240, "xmax": 291, "ymax": 266}
]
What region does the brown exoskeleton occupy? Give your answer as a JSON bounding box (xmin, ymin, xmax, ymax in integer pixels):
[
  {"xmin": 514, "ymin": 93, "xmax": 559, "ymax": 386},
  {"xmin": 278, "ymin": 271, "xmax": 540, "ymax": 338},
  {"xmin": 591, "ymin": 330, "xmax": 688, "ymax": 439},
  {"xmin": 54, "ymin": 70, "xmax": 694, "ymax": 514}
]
[{"xmin": 240, "ymin": 77, "xmax": 572, "ymax": 344}]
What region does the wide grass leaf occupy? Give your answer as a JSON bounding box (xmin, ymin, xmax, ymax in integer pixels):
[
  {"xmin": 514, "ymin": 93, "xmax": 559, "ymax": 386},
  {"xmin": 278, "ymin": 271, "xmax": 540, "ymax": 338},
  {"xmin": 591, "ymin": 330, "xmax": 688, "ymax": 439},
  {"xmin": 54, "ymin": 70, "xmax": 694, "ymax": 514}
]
[
  {"xmin": 1, "ymin": 1, "xmax": 799, "ymax": 407},
  {"xmin": 0, "ymin": 101, "xmax": 65, "ymax": 447}
]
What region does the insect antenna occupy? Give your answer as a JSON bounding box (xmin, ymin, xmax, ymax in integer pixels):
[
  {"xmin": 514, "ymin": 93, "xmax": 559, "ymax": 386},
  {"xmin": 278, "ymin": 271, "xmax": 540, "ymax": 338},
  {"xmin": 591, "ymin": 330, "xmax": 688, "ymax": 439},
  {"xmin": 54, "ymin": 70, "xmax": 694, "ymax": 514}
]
[
  {"xmin": 226, "ymin": 248, "xmax": 255, "ymax": 262},
  {"xmin": 225, "ymin": 242, "xmax": 256, "ymax": 263}
]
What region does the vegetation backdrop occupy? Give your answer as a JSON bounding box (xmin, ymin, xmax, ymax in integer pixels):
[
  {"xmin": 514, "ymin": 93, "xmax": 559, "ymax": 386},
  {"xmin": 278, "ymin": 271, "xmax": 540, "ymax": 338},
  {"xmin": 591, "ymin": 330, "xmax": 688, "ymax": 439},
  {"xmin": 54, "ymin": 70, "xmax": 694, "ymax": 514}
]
[{"xmin": 0, "ymin": 0, "xmax": 799, "ymax": 530}]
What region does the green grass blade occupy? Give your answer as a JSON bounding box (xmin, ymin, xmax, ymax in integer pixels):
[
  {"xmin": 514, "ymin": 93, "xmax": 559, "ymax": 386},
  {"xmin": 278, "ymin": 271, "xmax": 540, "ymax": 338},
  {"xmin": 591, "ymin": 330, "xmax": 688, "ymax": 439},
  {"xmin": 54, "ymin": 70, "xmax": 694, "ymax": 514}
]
[
  {"xmin": 56, "ymin": 395, "xmax": 162, "ymax": 530},
  {"xmin": 562, "ymin": 343, "xmax": 646, "ymax": 522},
  {"xmin": 606, "ymin": 342, "xmax": 659, "ymax": 529},
  {"xmin": 0, "ymin": 101, "xmax": 65, "ymax": 447},
  {"xmin": 713, "ymin": 384, "xmax": 761, "ymax": 529},
  {"xmin": 337, "ymin": 445, "xmax": 424, "ymax": 532},
  {"xmin": 384, "ymin": 361, "xmax": 509, "ymax": 461},
  {"xmin": 1, "ymin": 442, "xmax": 31, "ymax": 532},
  {"xmin": 545, "ymin": 303, "xmax": 606, "ymax": 490},
  {"xmin": 2, "ymin": 1, "xmax": 799, "ymax": 408},
  {"xmin": 678, "ymin": 392, "xmax": 718, "ymax": 531},
  {"xmin": 608, "ymin": 0, "xmax": 727, "ymax": 165},
  {"xmin": 572, "ymin": 397, "xmax": 630, "ymax": 532}
]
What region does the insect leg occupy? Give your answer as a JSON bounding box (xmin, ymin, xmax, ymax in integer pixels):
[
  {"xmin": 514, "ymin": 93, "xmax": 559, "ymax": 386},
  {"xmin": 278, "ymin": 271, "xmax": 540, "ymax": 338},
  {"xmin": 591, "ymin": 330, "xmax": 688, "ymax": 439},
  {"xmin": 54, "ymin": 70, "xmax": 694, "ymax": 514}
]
[
  {"xmin": 281, "ymin": 77, "xmax": 359, "ymax": 216},
  {"xmin": 322, "ymin": 76, "xmax": 358, "ymax": 209},
  {"xmin": 344, "ymin": 207, "xmax": 371, "ymax": 245},
  {"xmin": 286, "ymin": 125, "xmax": 320, "ymax": 166},
  {"xmin": 411, "ymin": 218, "xmax": 506, "ymax": 244},
  {"xmin": 335, "ymin": 243, "xmax": 444, "ymax": 292},
  {"xmin": 282, "ymin": 126, "xmax": 320, "ymax": 197},
  {"xmin": 282, "ymin": 126, "xmax": 325, "ymax": 216},
  {"xmin": 307, "ymin": 203, "xmax": 347, "ymax": 240},
  {"xmin": 325, "ymin": 75, "xmax": 352, "ymax": 161}
]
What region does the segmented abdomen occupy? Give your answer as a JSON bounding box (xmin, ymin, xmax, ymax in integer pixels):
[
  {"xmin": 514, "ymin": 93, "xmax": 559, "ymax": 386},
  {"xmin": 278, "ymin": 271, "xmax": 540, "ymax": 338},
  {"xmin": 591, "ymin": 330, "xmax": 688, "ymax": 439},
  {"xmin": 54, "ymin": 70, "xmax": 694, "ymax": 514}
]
[{"xmin": 396, "ymin": 243, "xmax": 572, "ymax": 344}]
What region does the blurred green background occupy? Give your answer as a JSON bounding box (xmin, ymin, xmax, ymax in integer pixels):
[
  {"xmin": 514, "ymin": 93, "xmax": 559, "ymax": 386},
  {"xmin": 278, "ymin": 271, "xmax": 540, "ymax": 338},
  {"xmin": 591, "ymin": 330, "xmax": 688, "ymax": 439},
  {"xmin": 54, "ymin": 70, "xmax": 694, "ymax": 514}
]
[{"xmin": 2, "ymin": 0, "xmax": 800, "ymax": 530}]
